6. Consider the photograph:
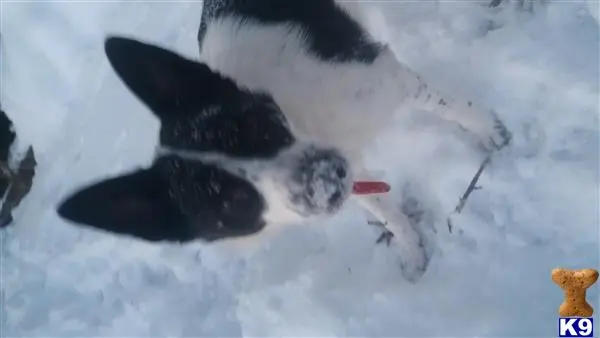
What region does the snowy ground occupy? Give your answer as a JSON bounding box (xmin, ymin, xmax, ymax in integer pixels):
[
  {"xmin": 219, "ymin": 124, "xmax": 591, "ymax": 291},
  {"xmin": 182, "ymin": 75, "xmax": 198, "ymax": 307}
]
[{"xmin": 1, "ymin": 1, "xmax": 598, "ymax": 336}]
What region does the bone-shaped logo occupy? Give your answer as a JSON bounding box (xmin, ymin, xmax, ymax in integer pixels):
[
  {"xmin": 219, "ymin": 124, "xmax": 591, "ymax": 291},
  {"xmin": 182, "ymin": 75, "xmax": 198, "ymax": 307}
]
[{"xmin": 552, "ymin": 268, "xmax": 598, "ymax": 318}]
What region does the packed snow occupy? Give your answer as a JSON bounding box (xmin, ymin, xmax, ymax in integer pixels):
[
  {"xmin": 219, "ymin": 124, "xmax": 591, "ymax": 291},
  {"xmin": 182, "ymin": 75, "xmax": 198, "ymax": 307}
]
[{"xmin": 1, "ymin": 1, "xmax": 598, "ymax": 336}]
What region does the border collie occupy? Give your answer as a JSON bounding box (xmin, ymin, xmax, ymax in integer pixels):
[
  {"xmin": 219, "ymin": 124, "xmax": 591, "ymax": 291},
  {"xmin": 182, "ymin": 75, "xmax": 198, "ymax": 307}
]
[{"xmin": 57, "ymin": 0, "xmax": 510, "ymax": 282}]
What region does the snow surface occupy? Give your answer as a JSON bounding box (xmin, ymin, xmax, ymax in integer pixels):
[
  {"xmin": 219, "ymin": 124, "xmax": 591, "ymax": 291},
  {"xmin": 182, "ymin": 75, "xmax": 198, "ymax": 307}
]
[{"xmin": 1, "ymin": 1, "xmax": 599, "ymax": 336}]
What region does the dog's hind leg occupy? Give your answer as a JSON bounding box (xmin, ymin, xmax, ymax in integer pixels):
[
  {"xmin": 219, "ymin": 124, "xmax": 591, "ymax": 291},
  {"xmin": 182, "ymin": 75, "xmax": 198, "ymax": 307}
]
[{"xmin": 351, "ymin": 165, "xmax": 430, "ymax": 282}]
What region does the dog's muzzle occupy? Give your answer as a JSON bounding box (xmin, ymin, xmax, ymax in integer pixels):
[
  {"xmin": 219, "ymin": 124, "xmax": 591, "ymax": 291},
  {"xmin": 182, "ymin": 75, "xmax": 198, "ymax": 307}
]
[{"xmin": 287, "ymin": 147, "xmax": 353, "ymax": 216}]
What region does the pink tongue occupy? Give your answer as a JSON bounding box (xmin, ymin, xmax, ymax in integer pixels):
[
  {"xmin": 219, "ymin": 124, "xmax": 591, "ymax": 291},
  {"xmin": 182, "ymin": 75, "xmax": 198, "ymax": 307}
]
[{"xmin": 352, "ymin": 181, "xmax": 391, "ymax": 195}]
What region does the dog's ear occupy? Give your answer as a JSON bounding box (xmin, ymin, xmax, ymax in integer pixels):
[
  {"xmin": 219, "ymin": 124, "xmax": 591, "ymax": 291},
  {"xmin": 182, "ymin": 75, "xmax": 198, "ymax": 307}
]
[
  {"xmin": 57, "ymin": 167, "xmax": 193, "ymax": 242},
  {"xmin": 104, "ymin": 36, "xmax": 237, "ymax": 121}
]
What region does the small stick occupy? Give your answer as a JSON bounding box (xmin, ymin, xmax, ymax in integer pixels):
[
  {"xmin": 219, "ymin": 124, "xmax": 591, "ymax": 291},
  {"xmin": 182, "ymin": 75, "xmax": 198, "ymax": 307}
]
[
  {"xmin": 454, "ymin": 154, "xmax": 491, "ymax": 214},
  {"xmin": 446, "ymin": 154, "xmax": 492, "ymax": 233}
]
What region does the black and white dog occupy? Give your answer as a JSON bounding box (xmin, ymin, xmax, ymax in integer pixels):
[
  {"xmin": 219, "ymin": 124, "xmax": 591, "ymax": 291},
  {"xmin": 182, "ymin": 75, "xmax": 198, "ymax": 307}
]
[{"xmin": 57, "ymin": 0, "xmax": 510, "ymax": 282}]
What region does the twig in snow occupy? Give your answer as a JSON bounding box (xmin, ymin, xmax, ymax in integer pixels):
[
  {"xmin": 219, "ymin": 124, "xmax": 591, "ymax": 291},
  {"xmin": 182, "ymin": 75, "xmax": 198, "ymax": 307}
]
[{"xmin": 446, "ymin": 154, "xmax": 492, "ymax": 233}]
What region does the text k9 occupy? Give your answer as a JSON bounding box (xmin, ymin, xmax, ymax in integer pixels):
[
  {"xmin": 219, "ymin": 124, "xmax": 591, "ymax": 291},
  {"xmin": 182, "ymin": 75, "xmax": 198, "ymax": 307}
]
[{"xmin": 559, "ymin": 318, "xmax": 594, "ymax": 337}]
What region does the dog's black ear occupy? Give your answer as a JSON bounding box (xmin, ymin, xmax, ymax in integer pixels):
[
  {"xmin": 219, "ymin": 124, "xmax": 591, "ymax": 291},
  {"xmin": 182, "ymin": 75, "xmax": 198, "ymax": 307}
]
[
  {"xmin": 104, "ymin": 36, "xmax": 237, "ymax": 121},
  {"xmin": 57, "ymin": 167, "xmax": 193, "ymax": 242}
]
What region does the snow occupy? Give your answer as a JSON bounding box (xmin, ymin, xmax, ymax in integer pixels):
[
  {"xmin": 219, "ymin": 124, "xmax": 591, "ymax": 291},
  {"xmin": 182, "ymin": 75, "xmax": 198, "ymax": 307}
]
[{"xmin": 1, "ymin": 1, "xmax": 598, "ymax": 336}]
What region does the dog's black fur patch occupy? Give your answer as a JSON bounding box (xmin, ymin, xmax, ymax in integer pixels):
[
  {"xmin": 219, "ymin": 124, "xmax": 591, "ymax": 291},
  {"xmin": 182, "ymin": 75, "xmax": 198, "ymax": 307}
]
[
  {"xmin": 102, "ymin": 37, "xmax": 295, "ymax": 159},
  {"xmin": 57, "ymin": 37, "xmax": 292, "ymax": 242},
  {"xmin": 58, "ymin": 156, "xmax": 266, "ymax": 242},
  {"xmin": 0, "ymin": 108, "xmax": 37, "ymax": 228},
  {"xmin": 0, "ymin": 110, "xmax": 16, "ymax": 163},
  {"xmin": 197, "ymin": 0, "xmax": 383, "ymax": 63},
  {"xmin": 0, "ymin": 109, "xmax": 16, "ymax": 210}
]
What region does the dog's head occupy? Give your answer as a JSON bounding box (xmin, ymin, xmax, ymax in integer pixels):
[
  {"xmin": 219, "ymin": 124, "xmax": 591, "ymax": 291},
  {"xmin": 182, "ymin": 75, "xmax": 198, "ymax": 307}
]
[{"xmin": 57, "ymin": 36, "xmax": 353, "ymax": 243}]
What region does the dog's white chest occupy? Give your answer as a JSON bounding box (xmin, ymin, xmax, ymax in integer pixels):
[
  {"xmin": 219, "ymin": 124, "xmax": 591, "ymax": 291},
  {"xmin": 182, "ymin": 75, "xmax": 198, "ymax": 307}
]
[{"xmin": 199, "ymin": 17, "xmax": 417, "ymax": 155}]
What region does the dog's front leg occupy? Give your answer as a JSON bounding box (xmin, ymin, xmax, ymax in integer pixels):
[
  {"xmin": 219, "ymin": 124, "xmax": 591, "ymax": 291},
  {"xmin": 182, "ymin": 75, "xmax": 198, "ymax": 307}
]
[
  {"xmin": 351, "ymin": 166, "xmax": 430, "ymax": 282},
  {"xmin": 408, "ymin": 72, "xmax": 512, "ymax": 152}
]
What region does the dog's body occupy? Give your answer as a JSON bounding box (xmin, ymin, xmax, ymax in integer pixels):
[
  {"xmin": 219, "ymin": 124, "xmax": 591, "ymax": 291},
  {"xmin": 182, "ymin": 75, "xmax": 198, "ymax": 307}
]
[{"xmin": 58, "ymin": 0, "xmax": 510, "ymax": 282}]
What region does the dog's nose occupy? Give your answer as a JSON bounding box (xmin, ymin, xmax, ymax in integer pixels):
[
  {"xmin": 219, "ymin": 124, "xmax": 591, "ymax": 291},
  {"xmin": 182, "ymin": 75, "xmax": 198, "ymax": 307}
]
[{"xmin": 328, "ymin": 190, "xmax": 342, "ymax": 206}]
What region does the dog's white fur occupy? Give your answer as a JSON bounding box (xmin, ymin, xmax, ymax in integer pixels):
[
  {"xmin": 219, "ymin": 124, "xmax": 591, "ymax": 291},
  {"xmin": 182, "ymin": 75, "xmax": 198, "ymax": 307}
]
[{"xmin": 198, "ymin": 2, "xmax": 507, "ymax": 280}]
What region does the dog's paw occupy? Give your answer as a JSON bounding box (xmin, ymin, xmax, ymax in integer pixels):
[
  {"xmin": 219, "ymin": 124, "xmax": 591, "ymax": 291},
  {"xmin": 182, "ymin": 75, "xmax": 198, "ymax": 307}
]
[
  {"xmin": 375, "ymin": 220, "xmax": 430, "ymax": 282},
  {"xmin": 395, "ymin": 234, "xmax": 429, "ymax": 283},
  {"xmin": 375, "ymin": 229, "xmax": 394, "ymax": 246},
  {"xmin": 473, "ymin": 112, "xmax": 512, "ymax": 152},
  {"xmin": 374, "ymin": 198, "xmax": 425, "ymax": 246},
  {"xmin": 487, "ymin": 116, "xmax": 512, "ymax": 151}
]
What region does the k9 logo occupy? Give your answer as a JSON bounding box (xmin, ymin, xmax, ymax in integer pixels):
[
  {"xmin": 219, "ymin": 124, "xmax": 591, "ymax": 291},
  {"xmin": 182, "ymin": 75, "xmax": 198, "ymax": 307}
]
[{"xmin": 559, "ymin": 318, "xmax": 594, "ymax": 337}]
